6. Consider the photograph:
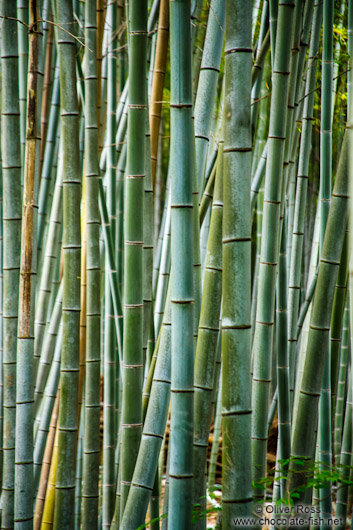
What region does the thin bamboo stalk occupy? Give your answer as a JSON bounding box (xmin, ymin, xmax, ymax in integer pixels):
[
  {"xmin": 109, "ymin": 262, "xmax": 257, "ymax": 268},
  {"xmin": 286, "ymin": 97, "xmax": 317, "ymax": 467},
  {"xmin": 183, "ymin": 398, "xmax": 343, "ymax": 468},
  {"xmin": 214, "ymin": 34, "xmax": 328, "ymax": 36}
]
[{"xmin": 81, "ymin": 0, "xmax": 101, "ymax": 525}]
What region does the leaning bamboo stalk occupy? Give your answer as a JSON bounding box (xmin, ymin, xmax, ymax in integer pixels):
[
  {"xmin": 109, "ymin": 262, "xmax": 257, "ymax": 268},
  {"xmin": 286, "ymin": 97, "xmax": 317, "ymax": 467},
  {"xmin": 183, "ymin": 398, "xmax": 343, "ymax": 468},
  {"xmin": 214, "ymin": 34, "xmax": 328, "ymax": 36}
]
[
  {"xmin": 193, "ymin": 0, "xmax": 224, "ymax": 198},
  {"xmin": 193, "ymin": 143, "xmax": 223, "ymax": 527},
  {"xmin": 117, "ymin": 294, "xmax": 172, "ymax": 530},
  {"xmin": 0, "ymin": 2, "xmax": 22, "ymax": 526},
  {"xmin": 81, "ymin": 0, "xmax": 101, "ymax": 525},
  {"xmin": 53, "ymin": 0, "xmax": 81, "ymax": 526},
  {"xmin": 288, "ymin": 132, "xmax": 349, "ymax": 499},
  {"xmin": 330, "ymin": 234, "xmax": 349, "ymax": 421},
  {"xmin": 333, "ymin": 301, "xmax": 349, "ymax": 465},
  {"xmin": 34, "ymin": 168, "xmax": 63, "ymax": 378},
  {"xmin": 34, "ymin": 282, "xmax": 63, "ymax": 414},
  {"xmin": 15, "ymin": 1, "xmax": 41, "ymax": 525},
  {"xmin": 37, "ymin": 64, "xmax": 60, "ymax": 258},
  {"xmin": 335, "ymin": 369, "xmax": 353, "ymax": 530},
  {"xmin": 33, "ymin": 326, "xmax": 62, "ymax": 493},
  {"xmin": 34, "ymin": 392, "xmax": 60, "ymax": 530}
]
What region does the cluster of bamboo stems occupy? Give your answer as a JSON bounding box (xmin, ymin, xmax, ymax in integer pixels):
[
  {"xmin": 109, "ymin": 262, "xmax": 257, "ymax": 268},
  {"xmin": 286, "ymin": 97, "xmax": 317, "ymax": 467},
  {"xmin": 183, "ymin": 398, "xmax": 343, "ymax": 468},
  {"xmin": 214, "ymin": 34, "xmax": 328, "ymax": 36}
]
[{"xmin": 0, "ymin": 0, "xmax": 352, "ymax": 529}]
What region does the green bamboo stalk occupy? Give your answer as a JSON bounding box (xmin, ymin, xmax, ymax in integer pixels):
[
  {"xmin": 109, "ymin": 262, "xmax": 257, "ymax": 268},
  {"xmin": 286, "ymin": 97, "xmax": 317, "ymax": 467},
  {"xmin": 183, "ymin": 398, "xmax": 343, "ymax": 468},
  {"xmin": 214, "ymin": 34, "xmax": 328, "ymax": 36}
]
[
  {"xmin": 116, "ymin": 294, "xmax": 172, "ymax": 529},
  {"xmin": 194, "ymin": 0, "xmax": 225, "ymax": 198},
  {"xmin": 251, "ymin": 0, "xmax": 295, "ymax": 499},
  {"xmin": 251, "ymin": 1, "xmax": 269, "ymax": 137},
  {"xmin": 33, "ymin": 326, "xmax": 62, "ymax": 493},
  {"xmin": 37, "ymin": 65, "xmax": 60, "ymax": 259},
  {"xmin": 292, "ymin": 207, "xmax": 320, "ymax": 425},
  {"xmin": 222, "ymin": 1, "xmax": 252, "ymax": 523},
  {"xmin": 275, "ymin": 214, "xmax": 290, "ymax": 499},
  {"xmin": 154, "ymin": 194, "xmax": 171, "ymax": 335},
  {"xmin": 34, "ymin": 282, "xmax": 63, "ymax": 415},
  {"xmin": 0, "ymin": 2, "xmax": 22, "ymax": 526},
  {"xmin": 193, "ymin": 143, "xmax": 223, "ymax": 528},
  {"xmin": 288, "ymin": 133, "xmax": 349, "ymax": 500},
  {"xmin": 318, "ymin": 2, "xmax": 334, "ymax": 522},
  {"xmin": 52, "ymin": 0, "xmax": 81, "ymax": 526},
  {"xmin": 74, "ymin": 413, "xmax": 84, "ymax": 530},
  {"xmin": 143, "ymin": 109, "xmax": 154, "ymax": 365},
  {"xmin": 330, "ymin": 234, "xmax": 349, "ymax": 422},
  {"xmin": 119, "ymin": 0, "xmax": 147, "ymax": 516},
  {"xmin": 17, "ymin": 0, "xmax": 29, "ymax": 168},
  {"xmin": 208, "ymin": 377, "xmax": 222, "ymax": 490},
  {"xmin": 335, "ymin": 368, "xmax": 352, "ymax": 530},
  {"xmin": 168, "ymin": 1, "xmax": 194, "ymax": 527},
  {"xmin": 34, "ymin": 168, "xmax": 62, "ymax": 378},
  {"xmin": 333, "ymin": 301, "xmax": 349, "ymax": 464},
  {"xmin": 102, "ymin": 0, "xmax": 118, "ymax": 525},
  {"xmin": 150, "ymin": 0, "xmax": 169, "ymax": 187},
  {"xmin": 287, "ymin": 0, "xmax": 322, "ymax": 410},
  {"xmin": 15, "ymin": 2, "xmax": 41, "ymax": 525},
  {"xmin": 81, "ymin": 0, "xmax": 101, "ymax": 526}
]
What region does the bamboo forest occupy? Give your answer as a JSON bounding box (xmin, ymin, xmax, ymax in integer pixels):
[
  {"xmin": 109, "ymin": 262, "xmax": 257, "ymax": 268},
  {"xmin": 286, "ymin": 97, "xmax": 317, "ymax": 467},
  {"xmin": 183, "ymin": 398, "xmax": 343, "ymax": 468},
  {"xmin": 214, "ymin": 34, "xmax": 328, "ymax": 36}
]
[{"xmin": 1, "ymin": 0, "xmax": 353, "ymax": 529}]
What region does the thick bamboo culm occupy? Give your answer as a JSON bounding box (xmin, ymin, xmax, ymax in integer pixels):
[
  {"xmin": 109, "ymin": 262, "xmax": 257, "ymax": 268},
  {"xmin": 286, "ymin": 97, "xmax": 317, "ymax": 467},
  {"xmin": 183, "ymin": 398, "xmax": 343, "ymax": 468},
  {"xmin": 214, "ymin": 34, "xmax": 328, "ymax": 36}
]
[{"xmin": 0, "ymin": 1, "xmax": 352, "ymax": 529}]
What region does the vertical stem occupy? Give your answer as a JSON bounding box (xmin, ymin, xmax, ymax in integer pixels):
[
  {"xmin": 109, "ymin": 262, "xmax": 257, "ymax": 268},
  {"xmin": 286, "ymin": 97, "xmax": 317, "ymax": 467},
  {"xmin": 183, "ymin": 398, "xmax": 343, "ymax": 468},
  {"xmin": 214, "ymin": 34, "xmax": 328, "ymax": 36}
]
[
  {"xmin": 168, "ymin": 0, "xmax": 194, "ymax": 528},
  {"xmin": 53, "ymin": 0, "xmax": 81, "ymax": 526},
  {"xmin": 0, "ymin": 2, "xmax": 22, "ymax": 527},
  {"xmin": 15, "ymin": 1, "xmax": 41, "ymax": 526},
  {"xmin": 120, "ymin": 0, "xmax": 147, "ymax": 516},
  {"xmin": 81, "ymin": 0, "xmax": 101, "ymax": 526},
  {"xmin": 222, "ymin": 0, "xmax": 252, "ymax": 524}
]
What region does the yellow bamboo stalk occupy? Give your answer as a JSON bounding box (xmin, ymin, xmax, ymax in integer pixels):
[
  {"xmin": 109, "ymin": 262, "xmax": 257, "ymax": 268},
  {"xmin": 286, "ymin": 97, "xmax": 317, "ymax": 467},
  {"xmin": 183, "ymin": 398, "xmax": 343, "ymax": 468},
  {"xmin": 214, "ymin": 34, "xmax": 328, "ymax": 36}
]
[
  {"xmin": 40, "ymin": 428, "xmax": 59, "ymax": 530},
  {"xmin": 149, "ymin": 0, "xmax": 169, "ymax": 188}
]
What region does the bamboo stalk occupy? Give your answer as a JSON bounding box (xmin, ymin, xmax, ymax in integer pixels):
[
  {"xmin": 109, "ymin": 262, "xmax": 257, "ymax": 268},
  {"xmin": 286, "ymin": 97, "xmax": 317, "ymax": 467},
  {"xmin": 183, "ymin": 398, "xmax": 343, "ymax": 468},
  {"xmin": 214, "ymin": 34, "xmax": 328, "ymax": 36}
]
[
  {"xmin": 251, "ymin": 0, "xmax": 295, "ymax": 500},
  {"xmin": 81, "ymin": 0, "xmax": 101, "ymax": 525},
  {"xmin": 0, "ymin": 2, "xmax": 22, "ymax": 526},
  {"xmin": 53, "ymin": 0, "xmax": 81, "ymax": 526},
  {"xmin": 222, "ymin": 1, "xmax": 253, "ymax": 523},
  {"xmin": 168, "ymin": 1, "xmax": 195, "ymax": 527},
  {"xmin": 15, "ymin": 2, "xmax": 41, "ymax": 525},
  {"xmin": 288, "ymin": 133, "xmax": 349, "ymax": 500},
  {"xmin": 150, "ymin": 0, "xmax": 169, "ymax": 188},
  {"xmin": 119, "ymin": 0, "xmax": 147, "ymax": 516}
]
